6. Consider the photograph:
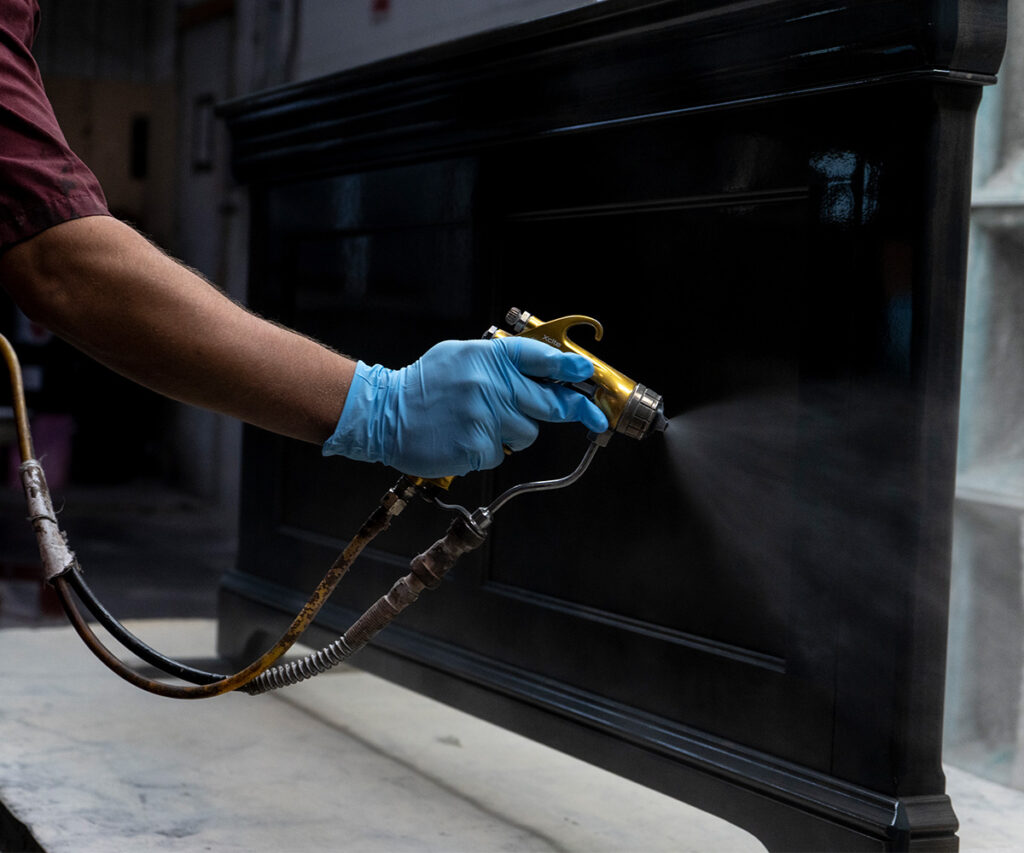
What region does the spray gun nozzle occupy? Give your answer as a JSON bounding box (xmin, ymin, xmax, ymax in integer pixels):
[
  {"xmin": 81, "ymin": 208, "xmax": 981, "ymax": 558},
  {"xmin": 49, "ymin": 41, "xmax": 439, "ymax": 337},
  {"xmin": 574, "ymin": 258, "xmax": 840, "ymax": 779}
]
[{"xmin": 617, "ymin": 383, "xmax": 667, "ymax": 440}]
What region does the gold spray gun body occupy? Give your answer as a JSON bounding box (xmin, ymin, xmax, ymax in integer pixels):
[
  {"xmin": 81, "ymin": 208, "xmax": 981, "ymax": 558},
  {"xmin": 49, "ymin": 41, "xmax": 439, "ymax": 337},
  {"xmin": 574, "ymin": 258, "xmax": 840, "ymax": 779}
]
[{"xmin": 487, "ymin": 307, "xmax": 668, "ymax": 442}]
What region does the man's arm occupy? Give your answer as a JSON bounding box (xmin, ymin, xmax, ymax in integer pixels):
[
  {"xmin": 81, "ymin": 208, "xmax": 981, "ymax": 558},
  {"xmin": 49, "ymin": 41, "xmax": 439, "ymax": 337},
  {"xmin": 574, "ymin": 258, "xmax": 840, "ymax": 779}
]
[
  {"xmin": 0, "ymin": 214, "xmax": 354, "ymax": 444},
  {"xmin": 0, "ymin": 4, "xmax": 606, "ymax": 478},
  {"xmin": 1, "ymin": 213, "xmax": 608, "ymax": 477}
]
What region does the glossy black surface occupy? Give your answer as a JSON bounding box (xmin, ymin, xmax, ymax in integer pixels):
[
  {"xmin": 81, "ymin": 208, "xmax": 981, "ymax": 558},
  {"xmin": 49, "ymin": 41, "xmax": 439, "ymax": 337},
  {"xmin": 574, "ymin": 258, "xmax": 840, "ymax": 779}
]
[{"xmin": 219, "ymin": 2, "xmax": 1006, "ymax": 850}]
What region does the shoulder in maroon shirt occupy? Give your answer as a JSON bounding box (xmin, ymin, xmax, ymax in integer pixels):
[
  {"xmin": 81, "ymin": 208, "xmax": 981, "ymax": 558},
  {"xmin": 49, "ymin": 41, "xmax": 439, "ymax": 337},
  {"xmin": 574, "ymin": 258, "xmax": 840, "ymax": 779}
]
[{"xmin": 0, "ymin": 0, "xmax": 109, "ymax": 255}]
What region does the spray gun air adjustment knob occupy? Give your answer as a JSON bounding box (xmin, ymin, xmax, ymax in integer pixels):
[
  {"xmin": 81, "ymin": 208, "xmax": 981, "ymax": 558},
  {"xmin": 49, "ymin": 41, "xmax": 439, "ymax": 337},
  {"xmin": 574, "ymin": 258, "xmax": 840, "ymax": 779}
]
[{"xmin": 505, "ymin": 307, "xmax": 532, "ymax": 333}]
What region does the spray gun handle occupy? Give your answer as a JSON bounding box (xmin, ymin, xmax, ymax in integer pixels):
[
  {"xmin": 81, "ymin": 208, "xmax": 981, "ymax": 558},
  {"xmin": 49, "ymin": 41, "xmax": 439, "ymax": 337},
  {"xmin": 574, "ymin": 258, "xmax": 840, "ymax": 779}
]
[
  {"xmin": 488, "ymin": 310, "xmax": 636, "ymax": 434},
  {"xmin": 492, "ymin": 308, "xmax": 668, "ymax": 441},
  {"xmin": 410, "ymin": 306, "xmax": 664, "ymax": 492},
  {"xmin": 408, "ymin": 314, "xmax": 606, "ymax": 491}
]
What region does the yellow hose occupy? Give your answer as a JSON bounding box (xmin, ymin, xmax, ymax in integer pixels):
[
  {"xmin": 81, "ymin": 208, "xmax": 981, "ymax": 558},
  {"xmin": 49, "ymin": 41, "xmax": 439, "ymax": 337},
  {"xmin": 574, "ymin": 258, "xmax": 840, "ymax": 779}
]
[{"xmin": 1, "ymin": 333, "xmax": 34, "ymax": 462}]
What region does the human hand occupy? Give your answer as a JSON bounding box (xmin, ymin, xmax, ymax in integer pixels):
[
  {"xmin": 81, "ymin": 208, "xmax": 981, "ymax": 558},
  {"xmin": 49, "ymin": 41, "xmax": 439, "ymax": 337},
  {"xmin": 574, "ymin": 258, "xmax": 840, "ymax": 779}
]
[{"xmin": 322, "ymin": 337, "xmax": 609, "ymax": 478}]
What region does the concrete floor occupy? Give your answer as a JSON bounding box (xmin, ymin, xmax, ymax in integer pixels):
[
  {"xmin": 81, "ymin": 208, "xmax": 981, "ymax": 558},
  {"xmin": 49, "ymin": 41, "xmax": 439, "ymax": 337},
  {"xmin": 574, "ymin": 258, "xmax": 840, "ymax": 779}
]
[
  {"xmin": 2, "ymin": 620, "xmax": 1024, "ymax": 852},
  {"xmin": 1, "ymin": 619, "xmax": 769, "ymax": 853},
  {"xmin": 2, "ymin": 482, "xmax": 1024, "ymax": 851}
]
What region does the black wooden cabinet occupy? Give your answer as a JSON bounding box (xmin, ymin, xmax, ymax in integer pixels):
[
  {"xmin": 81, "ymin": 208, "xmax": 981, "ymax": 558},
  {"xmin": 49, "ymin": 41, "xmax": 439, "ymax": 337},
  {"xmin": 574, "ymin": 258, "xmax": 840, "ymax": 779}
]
[{"xmin": 218, "ymin": 3, "xmax": 1007, "ymax": 849}]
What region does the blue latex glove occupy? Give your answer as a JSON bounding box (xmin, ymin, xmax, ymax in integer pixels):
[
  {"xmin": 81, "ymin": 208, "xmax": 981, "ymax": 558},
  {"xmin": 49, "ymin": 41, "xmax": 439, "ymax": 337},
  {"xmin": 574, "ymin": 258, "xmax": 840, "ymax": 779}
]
[{"xmin": 323, "ymin": 337, "xmax": 609, "ymax": 478}]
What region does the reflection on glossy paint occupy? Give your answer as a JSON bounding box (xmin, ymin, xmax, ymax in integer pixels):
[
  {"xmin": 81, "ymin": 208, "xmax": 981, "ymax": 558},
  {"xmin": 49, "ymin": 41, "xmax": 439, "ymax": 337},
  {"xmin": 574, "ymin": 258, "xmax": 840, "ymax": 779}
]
[
  {"xmin": 809, "ymin": 150, "xmax": 878, "ymax": 225},
  {"xmin": 882, "ymin": 241, "xmax": 914, "ymax": 377},
  {"xmin": 885, "ymin": 292, "xmax": 912, "ymax": 376}
]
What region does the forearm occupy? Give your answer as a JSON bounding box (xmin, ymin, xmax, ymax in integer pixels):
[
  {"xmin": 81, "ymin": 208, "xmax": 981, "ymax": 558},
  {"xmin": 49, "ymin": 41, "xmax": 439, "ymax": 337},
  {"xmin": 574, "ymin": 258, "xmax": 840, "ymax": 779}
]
[{"xmin": 0, "ymin": 216, "xmax": 354, "ymax": 444}]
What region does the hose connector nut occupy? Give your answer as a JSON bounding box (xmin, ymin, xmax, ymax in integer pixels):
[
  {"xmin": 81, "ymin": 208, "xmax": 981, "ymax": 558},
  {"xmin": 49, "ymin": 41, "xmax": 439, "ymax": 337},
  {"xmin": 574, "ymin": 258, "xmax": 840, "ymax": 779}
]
[{"xmin": 505, "ymin": 307, "xmax": 532, "ymax": 333}]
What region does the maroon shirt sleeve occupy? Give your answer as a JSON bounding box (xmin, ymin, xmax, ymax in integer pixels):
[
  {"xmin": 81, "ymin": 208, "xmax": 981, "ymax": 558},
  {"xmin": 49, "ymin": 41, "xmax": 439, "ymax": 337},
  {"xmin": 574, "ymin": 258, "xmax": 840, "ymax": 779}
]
[{"xmin": 0, "ymin": 0, "xmax": 109, "ymax": 255}]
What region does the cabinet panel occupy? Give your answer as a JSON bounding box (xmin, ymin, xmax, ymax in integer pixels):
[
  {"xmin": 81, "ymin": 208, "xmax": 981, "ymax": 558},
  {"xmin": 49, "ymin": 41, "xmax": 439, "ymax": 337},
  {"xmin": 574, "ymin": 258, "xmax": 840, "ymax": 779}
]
[{"xmin": 220, "ymin": 2, "xmax": 1006, "ymax": 848}]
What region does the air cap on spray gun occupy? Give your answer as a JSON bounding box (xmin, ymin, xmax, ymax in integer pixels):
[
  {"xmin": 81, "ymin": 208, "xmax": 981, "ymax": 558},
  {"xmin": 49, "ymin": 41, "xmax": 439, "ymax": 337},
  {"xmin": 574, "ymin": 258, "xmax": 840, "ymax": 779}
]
[{"xmin": 489, "ymin": 307, "xmax": 668, "ymax": 442}]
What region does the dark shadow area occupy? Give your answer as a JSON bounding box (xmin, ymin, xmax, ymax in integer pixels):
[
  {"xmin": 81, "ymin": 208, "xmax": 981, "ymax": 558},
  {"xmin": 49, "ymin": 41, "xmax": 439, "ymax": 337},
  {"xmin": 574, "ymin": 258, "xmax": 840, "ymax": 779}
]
[{"xmin": 0, "ymin": 797, "xmax": 44, "ymax": 853}]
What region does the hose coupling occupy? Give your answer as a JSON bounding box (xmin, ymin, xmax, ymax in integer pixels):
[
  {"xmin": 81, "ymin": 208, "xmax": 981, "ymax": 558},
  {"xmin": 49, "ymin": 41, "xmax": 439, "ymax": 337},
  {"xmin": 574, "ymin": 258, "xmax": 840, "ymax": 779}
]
[
  {"xmin": 20, "ymin": 459, "xmax": 76, "ymax": 582},
  {"xmin": 408, "ymin": 515, "xmax": 488, "ymax": 591},
  {"xmin": 382, "ymin": 478, "xmax": 420, "ymax": 516}
]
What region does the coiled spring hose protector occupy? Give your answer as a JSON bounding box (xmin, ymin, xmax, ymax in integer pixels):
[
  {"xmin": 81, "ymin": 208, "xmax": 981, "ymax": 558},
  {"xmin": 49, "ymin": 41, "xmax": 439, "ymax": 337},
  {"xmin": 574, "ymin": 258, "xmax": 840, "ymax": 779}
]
[{"xmin": 2, "ymin": 333, "xmax": 600, "ymax": 699}]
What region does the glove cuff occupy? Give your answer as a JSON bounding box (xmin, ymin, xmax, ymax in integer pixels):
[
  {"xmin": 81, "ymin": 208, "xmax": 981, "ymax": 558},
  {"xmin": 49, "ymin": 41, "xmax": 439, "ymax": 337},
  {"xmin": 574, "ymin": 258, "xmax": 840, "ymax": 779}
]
[{"xmin": 322, "ymin": 360, "xmax": 397, "ymax": 465}]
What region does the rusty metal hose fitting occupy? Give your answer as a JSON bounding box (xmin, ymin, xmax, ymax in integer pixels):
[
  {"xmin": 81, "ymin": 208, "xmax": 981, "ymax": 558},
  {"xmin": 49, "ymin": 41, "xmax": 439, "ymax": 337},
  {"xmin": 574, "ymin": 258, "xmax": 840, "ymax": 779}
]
[{"xmin": 242, "ymin": 514, "xmax": 487, "ymax": 695}]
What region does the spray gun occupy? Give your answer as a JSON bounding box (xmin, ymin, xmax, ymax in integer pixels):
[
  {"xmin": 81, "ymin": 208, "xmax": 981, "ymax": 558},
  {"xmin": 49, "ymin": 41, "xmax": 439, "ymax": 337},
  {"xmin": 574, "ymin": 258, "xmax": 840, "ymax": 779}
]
[
  {"xmin": 408, "ymin": 308, "xmax": 668, "ymax": 496},
  {"xmin": 2, "ymin": 309, "xmax": 666, "ymax": 698}
]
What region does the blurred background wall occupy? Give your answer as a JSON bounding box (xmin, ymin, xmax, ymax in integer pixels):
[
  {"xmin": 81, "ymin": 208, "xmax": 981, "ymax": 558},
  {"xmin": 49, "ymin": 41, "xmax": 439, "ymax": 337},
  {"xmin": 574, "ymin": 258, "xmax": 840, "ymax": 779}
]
[{"xmin": 945, "ymin": 0, "xmax": 1024, "ymax": 794}]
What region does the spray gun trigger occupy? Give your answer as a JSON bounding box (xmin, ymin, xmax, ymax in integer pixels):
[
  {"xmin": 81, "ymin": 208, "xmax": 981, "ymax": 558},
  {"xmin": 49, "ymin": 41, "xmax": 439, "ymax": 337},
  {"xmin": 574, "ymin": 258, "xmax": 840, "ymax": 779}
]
[{"xmin": 569, "ymin": 379, "xmax": 598, "ymax": 400}]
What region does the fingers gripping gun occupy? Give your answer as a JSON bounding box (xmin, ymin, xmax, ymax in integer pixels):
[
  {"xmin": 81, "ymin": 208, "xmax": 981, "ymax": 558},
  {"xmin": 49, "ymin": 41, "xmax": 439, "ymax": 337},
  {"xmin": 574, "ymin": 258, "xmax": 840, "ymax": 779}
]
[
  {"xmin": 412, "ymin": 307, "xmax": 668, "ymax": 494},
  {"xmin": 487, "ymin": 307, "xmax": 668, "ymax": 443}
]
